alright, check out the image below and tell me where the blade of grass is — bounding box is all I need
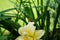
[43,0,50,21]
[51,4,60,40]
[0,20,20,39]
[45,11,50,40]
[41,0,44,29]
[41,0,50,29]
[0,8,16,13]
[15,0,22,23]
[43,0,50,40]
[32,0,41,29]
[19,16,28,24]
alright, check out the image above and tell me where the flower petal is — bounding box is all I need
[27,22,34,26]
[15,36,33,40]
[23,35,33,40]
[18,22,36,36]
[34,30,45,39]
[15,36,23,40]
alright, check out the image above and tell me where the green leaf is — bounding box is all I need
[0,36,7,40]
[23,7,34,18]
[0,8,16,13]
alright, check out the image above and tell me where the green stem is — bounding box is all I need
[41,0,44,29]
[45,11,50,40]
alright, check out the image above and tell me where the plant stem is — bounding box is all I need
[45,11,50,40]
[41,0,44,29]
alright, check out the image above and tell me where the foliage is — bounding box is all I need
[0,0,60,40]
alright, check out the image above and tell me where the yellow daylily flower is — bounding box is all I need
[15,36,33,40]
[18,22,36,36]
[15,22,45,40]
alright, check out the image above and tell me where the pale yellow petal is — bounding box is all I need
[15,36,23,40]
[23,35,33,40]
[27,22,34,26]
[15,36,33,40]
[34,30,45,39]
[18,22,36,36]
[26,25,36,36]
[18,26,25,35]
